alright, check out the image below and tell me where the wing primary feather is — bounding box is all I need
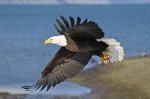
[54,72,61,84]
[58,69,68,80]
[56,19,66,32]
[35,84,41,91]
[22,85,32,89]
[56,71,65,82]
[46,74,52,91]
[82,19,88,24]
[22,77,44,91]
[52,74,58,87]
[50,75,54,88]
[54,23,64,34]
[76,17,81,25]
[33,82,41,90]
[40,76,48,91]
[69,16,75,27]
[60,16,70,29]
[34,77,44,91]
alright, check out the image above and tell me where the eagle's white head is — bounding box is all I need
[44,35,67,46]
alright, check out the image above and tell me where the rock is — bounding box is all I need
[69,56,150,99]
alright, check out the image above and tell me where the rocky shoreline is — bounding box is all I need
[0,92,25,99]
[69,55,150,99]
[0,55,150,99]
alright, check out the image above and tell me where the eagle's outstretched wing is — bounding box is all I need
[54,16,104,39]
[22,47,92,91]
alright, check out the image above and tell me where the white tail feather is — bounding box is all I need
[97,38,125,63]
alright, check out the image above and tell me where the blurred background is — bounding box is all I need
[0,0,150,99]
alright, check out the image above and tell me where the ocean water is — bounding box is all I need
[0,82,91,96]
[0,4,150,94]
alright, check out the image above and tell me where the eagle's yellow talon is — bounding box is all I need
[101,49,111,65]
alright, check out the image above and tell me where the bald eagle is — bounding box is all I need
[22,16,124,91]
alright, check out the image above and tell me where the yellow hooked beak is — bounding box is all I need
[44,39,52,45]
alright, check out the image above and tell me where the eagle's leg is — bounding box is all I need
[101,48,111,65]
